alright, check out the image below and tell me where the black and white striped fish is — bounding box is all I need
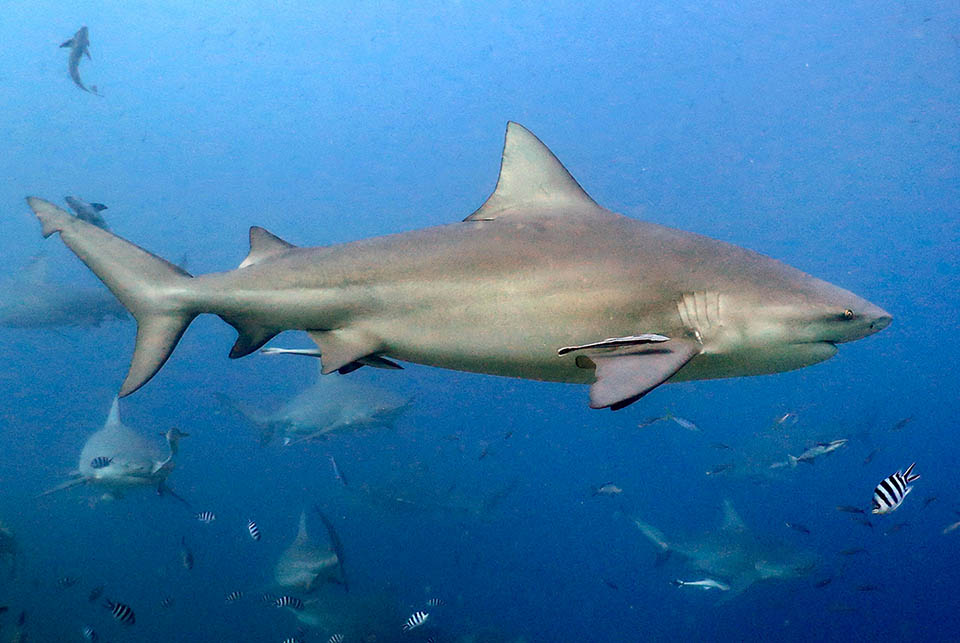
[225,590,243,603]
[402,610,429,631]
[327,634,344,643]
[425,598,445,607]
[281,638,303,643]
[160,596,174,608]
[274,595,303,610]
[56,576,79,588]
[247,519,261,541]
[81,625,98,642]
[89,456,112,469]
[104,599,135,625]
[195,511,216,523]
[872,462,920,515]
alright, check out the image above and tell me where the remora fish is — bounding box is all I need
[59,26,100,95]
[0,255,126,329]
[26,123,891,408]
[671,578,730,591]
[40,398,188,504]
[64,197,110,231]
[788,439,848,467]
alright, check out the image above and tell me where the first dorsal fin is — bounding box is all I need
[238,227,295,269]
[295,510,309,544]
[105,396,122,427]
[465,122,602,221]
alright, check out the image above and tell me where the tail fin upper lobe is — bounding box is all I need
[27,197,197,396]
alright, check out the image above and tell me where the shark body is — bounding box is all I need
[26,122,890,409]
[0,256,126,329]
[60,26,99,95]
[41,398,187,502]
[633,500,817,600]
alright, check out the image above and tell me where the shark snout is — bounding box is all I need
[863,302,892,335]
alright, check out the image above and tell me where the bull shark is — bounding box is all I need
[0,255,126,329]
[632,500,818,600]
[59,26,99,95]
[274,507,348,593]
[218,363,410,446]
[41,398,189,504]
[64,197,110,231]
[25,122,891,409]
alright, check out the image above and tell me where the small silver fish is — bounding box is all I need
[772,412,798,429]
[942,521,960,535]
[705,463,734,476]
[591,482,623,496]
[668,415,699,431]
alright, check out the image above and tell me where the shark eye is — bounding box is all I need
[842,309,854,320]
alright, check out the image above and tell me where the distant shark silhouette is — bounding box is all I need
[41,398,189,505]
[0,255,126,329]
[64,196,110,231]
[218,364,409,446]
[274,507,347,593]
[59,26,100,95]
[27,122,890,408]
[632,500,817,601]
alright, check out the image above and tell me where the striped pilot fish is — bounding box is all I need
[327,635,344,643]
[247,519,261,541]
[274,595,304,610]
[872,462,920,515]
[225,590,243,603]
[402,610,429,631]
[81,625,98,642]
[104,598,136,625]
[195,511,216,523]
[89,456,112,469]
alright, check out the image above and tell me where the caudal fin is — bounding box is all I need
[27,197,197,396]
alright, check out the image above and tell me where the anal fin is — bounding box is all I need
[587,339,700,410]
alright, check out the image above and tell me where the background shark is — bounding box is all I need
[26,121,890,410]
[274,507,348,593]
[0,255,126,329]
[64,196,110,231]
[59,26,99,95]
[41,398,188,503]
[218,364,410,446]
[632,500,818,601]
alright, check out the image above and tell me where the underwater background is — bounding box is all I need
[1,1,958,641]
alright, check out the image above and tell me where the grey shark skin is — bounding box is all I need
[633,500,818,600]
[41,398,187,501]
[26,122,892,409]
[64,196,109,230]
[220,363,409,445]
[0,256,126,329]
[274,509,347,593]
[60,26,99,95]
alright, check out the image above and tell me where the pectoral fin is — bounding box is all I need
[587,339,700,410]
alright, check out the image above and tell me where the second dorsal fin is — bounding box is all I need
[238,227,295,269]
[465,122,602,221]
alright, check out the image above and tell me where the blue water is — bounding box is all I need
[1,1,958,641]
